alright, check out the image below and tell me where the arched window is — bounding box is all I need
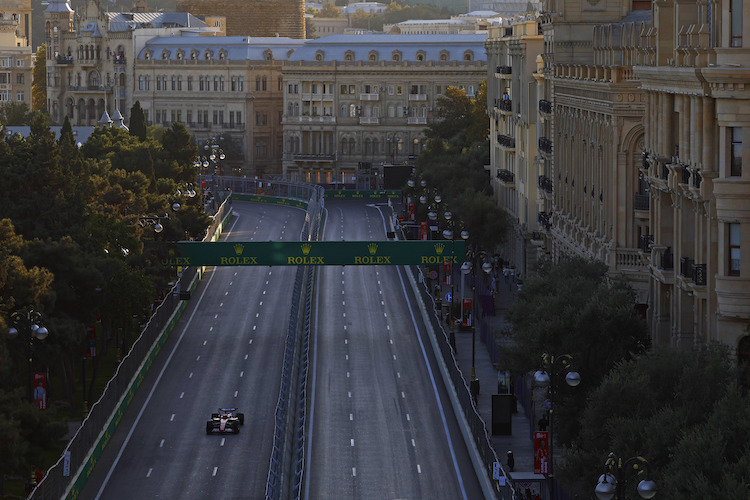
[368,50,378,62]
[416,50,426,62]
[162,49,170,59]
[176,50,184,60]
[190,50,198,60]
[439,50,449,61]
[218,50,227,60]
[205,50,213,60]
[463,50,473,61]
[392,50,401,62]
[315,50,324,61]
[344,50,354,62]
[88,71,100,87]
[144,50,152,60]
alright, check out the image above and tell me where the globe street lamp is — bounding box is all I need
[7,308,49,403]
[594,452,657,500]
[534,353,580,498]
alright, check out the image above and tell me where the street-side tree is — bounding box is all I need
[316,2,343,17]
[557,344,749,498]
[129,101,147,141]
[32,44,47,112]
[0,102,31,125]
[351,10,384,31]
[500,256,649,445]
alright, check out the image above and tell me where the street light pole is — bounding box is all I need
[7,308,49,402]
[534,353,581,498]
[594,452,657,500]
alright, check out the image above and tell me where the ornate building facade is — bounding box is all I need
[44,0,213,127]
[133,36,305,177]
[0,0,32,109]
[281,34,488,186]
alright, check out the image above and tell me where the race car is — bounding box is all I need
[206,408,245,434]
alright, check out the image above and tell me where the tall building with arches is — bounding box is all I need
[44,0,213,126]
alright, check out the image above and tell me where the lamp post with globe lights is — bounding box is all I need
[534,353,581,498]
[594,453,657,500]
[7,308,49,403]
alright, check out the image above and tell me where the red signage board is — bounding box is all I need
[461,298,473,327]
[408,202,415,221]
[443,261,452,285]
[534,431,549,474]
[33,372,47,410]
[419,221,429,240]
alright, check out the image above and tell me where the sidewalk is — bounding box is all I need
[445,275,547,499]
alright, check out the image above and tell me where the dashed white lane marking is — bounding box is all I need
[350,439,355,446]
[225,292,228,296]
[412,439,416,447]
[401,392,406,398]
[390,339,393,344]
[234,391,238,398]
[189,372,193,378]
[341,290,345,295]
[249,339,253,344]
[159,439,165,447]
[240,371,244,377]
[203,340,207,346]
[212,467,218,477]
[347,371,350,378]
[342,301,346,306]
[417,464,422,474]
[256,313,260,318]
[244,354,249,360]
[407,413,411,421]
[220,303,224,307]
[393,354,397,360]
[214,314,218,319]
[263,290,266,295]
[259,301,263,306]
[344,339,348,344]
[381,300,385,306]
[170,414,175,422]
[147,468,152,478]
[352,467,357,477]
[209,326,213,332]
[220,438,225,446]
[196,355,201,361]
[180,392,184,399]
[349,413,353,421]
[346,354,349,360]
[397,372,401,378]
[348,391,352,398]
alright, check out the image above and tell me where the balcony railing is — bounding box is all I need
[407,116,427,125]
[360,93,379,101]
[55,55,73,65]
[497,169,514,183]
[538,175,553,193]
[539,99,552,114]
[408,94,428,101]
[693,263,707,286]
[497,134,515,149]
[634,193,650,211]
[538,212,551,230]
[639,234,654,253]
[681,164,691,185]
[538,137,552,154]
[693,170,702,189]
[497,99,512,112]
[291,153,337,161]
[680,257,695,280]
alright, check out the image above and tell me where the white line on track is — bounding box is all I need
[212,467,218,477]
[159,439,164,447]
[220,438,225,446]
[179,392,184,399]
[170,414,175,422]
[146,468,152,478]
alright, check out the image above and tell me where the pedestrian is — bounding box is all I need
[538,412,549,431]
[506,450,515,472]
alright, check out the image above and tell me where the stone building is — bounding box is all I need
[281,34,488,186]
[176,0,305,38]
[0,0,33,109]
[44,0,214,126]
[635,0,750,357]
[485,18,544,279]
[133,35,305,177]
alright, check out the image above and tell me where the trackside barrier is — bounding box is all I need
[395,230,515,500]
[265,184,323,500]
[28,200,233,500]
[31,177,319,499]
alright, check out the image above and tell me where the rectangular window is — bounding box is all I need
[396,85,402,95]
[218,111,223,125]
[731,127,742,176]
[729,223,741,276]
[731,0,743,47]
[171,110,176,122]
[436,85,443,95]
[187,110,192,124]
[199,78,204,91]
[171,77,176,91]
[262,113,267,125]
[256,112,261,125]
[237,111,242,124]
[214,77,219,91]
[340,84,348,94]
[256,77,261,91]
[262,77,267,91]
[239,77,244,91]
[231,77,237,91]
[177,78,182,91]
[312,83,318,94]
[229,111,235,126]
[15,59,23,67]
[187,77,193,91]
[0,57,12,67]
[16,73,23,84]
[213,110,218,125]
[156,78,162,91]
[16,91,23,101]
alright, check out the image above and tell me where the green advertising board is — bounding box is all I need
[169,240,465,266]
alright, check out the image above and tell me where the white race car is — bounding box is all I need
[206,408,245,434]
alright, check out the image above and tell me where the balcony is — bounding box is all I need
[291,153,337,162]
[538,175,553,193]
[359,117,379,125]
[539,99,552,115]
[407,116,427,125]
[496,65,512,77]
[497,99,512,114]
[296,115,336,124]
[680,257,695,280]
[538,137,552,155]
[693,263,707,286]
[660,247,673,271]
[497,134,515,150]
[360,93,380,101]
[639,234,654,253]
[55,55,73,65]
[496,169,514,184]
[408,93,427,101]
[634,193,650,211]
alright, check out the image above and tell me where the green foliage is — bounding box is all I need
[129,101,148,141]
[0,102,32,126]
[316,2,343,17]
[557,345,749,498]
[351,10,385,31]
[384,2,450,24]
[32,44,47,112]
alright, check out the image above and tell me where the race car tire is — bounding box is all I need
[234,424,240,434]
[238,413,245,425]
[206,422,213,434]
